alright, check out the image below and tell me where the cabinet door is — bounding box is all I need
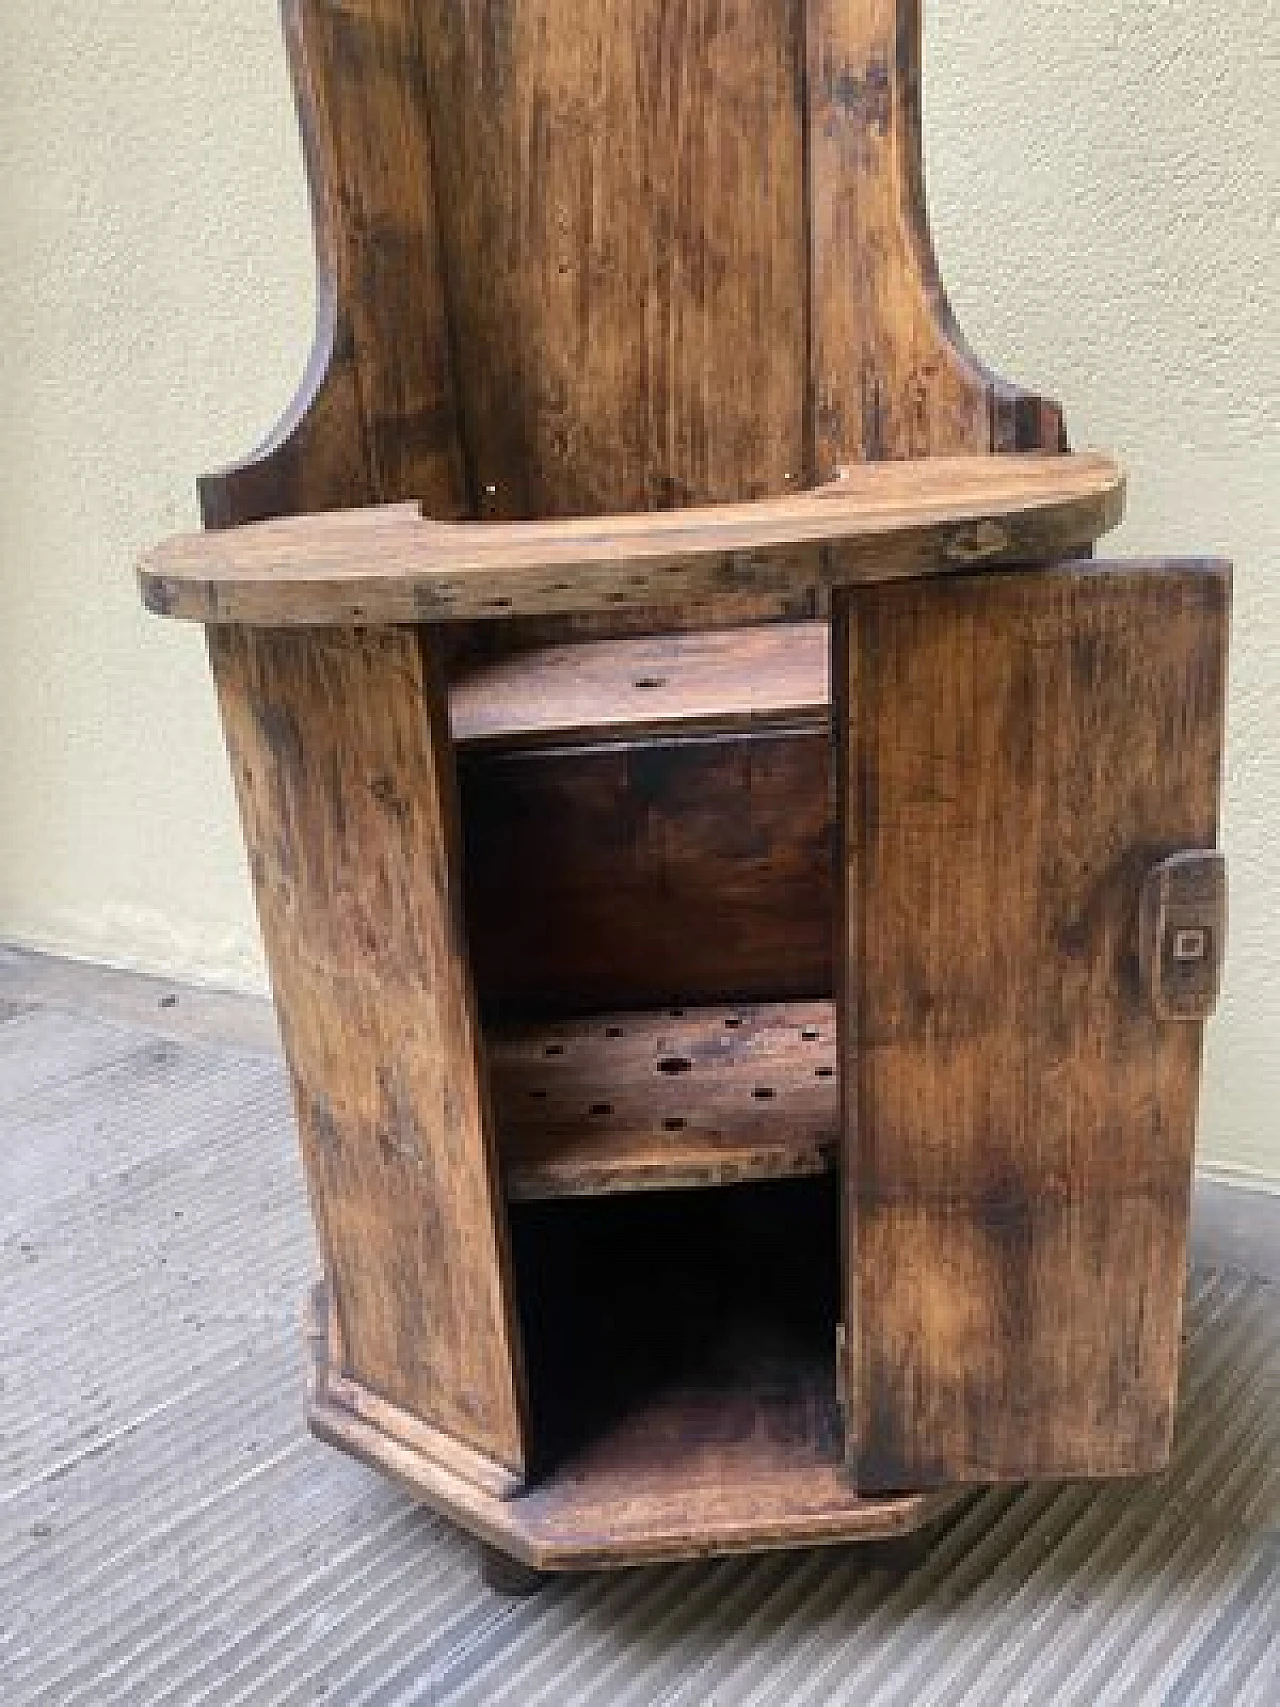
[834,562,1229,1491]
[210,626,529,1477]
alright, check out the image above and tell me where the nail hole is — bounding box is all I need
[662,1116,687,1132]
[752,1086,776,1100]
[633,676,668,691]
[589,1102,613,1118]
[658,1056,693,1075]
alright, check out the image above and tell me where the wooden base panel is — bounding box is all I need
[308,1284,949,1571]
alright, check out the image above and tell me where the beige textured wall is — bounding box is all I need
[1,4,1276,1181]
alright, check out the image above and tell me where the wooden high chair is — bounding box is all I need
[139,0,1230,1584]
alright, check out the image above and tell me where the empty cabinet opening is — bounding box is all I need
[508,1174,843,1481]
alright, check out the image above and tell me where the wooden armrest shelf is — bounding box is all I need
[490,1000,838,1200]
[140,452,1124,627]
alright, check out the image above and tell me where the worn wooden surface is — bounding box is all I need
[806,0,1064,472]
[450,621,829,751]
[144,453,1122,626]
[836,560,1231,1489]
[489,1001,839,1199]
[461,727,834,1018]
[199,0,469,531]
[310,1182,953,1566]
[209,625,528,1475]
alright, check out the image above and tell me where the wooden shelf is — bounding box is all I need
[450,620,830,752]
[488,1000,838,1200]
[140,452,1124,627]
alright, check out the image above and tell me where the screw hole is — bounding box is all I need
[658,1056,693,1076]
[662,1116,687,1132]
[669,1007,686,1018]
[801,1026,820,1042]
[604,1025,624,1039]
[543,1043,565,1058]
[724,1015,743,1030]
[816,1066,834,1079]
[633,676,668,691]
[589,1102,613,1118]
[529,1088,548,1100]
[752,1086,776,1101]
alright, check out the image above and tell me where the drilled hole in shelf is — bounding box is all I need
[529,1089,548,1100]
[658,1056,693,1075]
[544,1043,566,1058]
[669,1007,686,1018]
[816,1066,834,1079]
[662,1116,687,1132]
[801,1026,820,1041]
[724,1015,743,1029]
[487,596,514,610]
[589,1102,613,1118]
[633,675,668,691]
[604,1025,624,1038]
[752,1086,777,1101]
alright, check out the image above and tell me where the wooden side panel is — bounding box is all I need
[199,0,470,529]
[837,561,1230,1489]
[807,0,1065,472]
[460,728,834,1018]
[208,625,528,1474]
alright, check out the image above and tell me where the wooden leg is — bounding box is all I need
[479,1544,548,1597]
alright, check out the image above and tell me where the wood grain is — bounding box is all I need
[421,0,808,524]
[208,624,528,1474]
[836,559,1231,1489]
[807,0,1064,473]
[488,1001,839,1198]
[449,621,829,751]
[309,1275,951,1567]
[460,727,834,1018]
[200,0,469,531]
[142,452,1124,626]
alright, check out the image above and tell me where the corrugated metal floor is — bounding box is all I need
[1,954,1276,1705]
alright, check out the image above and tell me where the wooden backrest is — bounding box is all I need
[200,0,1065,633]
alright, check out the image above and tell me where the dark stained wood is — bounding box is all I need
[460,726,834,1018]
[310,1274,951,1567]
[209,624,528,1475]
[143,452,1124,626]
[806,0,1065,473]
[835,559,1231,1489]
[419,0,808,521]
[142,0,1233,1574]
[450,621,829,752]
[199,0,469,532]
[489,1001,839,1199]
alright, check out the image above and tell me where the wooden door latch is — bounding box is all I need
[1139,851,1227,1022]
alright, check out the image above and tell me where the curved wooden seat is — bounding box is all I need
[140,452,1123,628]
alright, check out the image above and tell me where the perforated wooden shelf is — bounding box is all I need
[488,1001,839,1200]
